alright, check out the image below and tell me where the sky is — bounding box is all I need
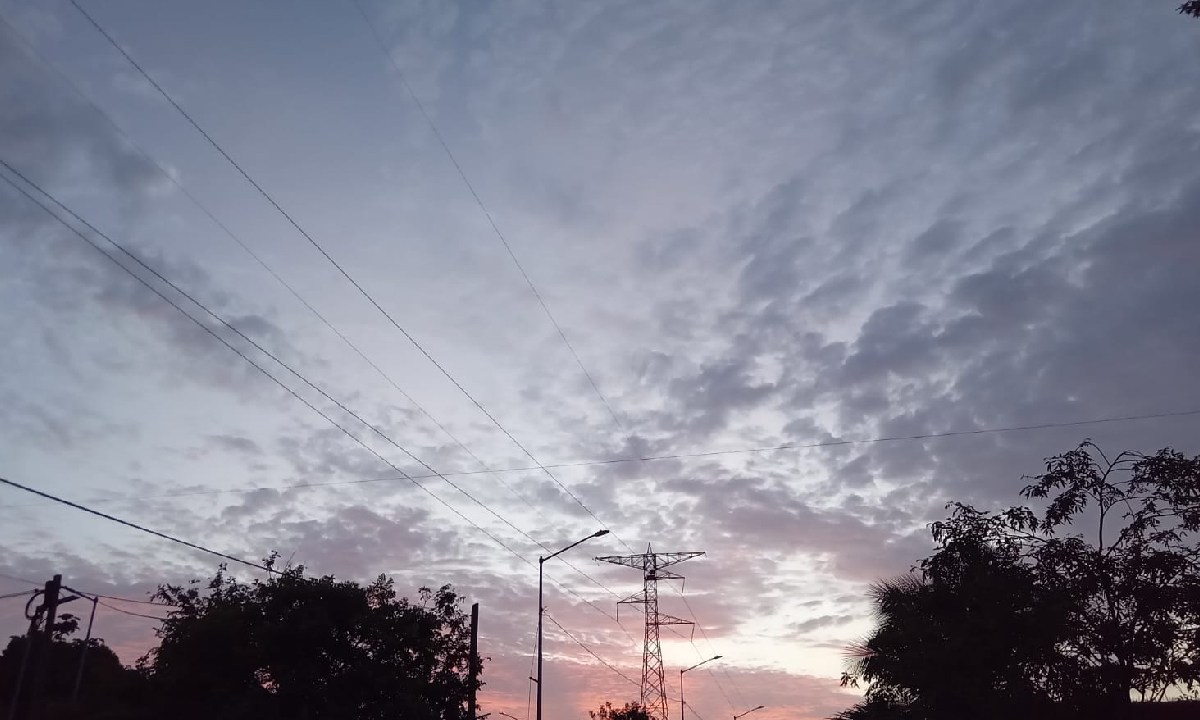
[0,1,1198,718]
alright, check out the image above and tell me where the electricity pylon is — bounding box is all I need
[596,544,704,720]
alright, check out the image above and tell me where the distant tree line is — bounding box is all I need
[834,442,1200,720]
[1,564,481,720]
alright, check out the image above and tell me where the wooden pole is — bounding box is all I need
[468,602,480,720]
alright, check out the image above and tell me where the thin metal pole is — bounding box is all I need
[536,557,544,720]
[679,670,685,720]
[468,603,479,720]
[71,596,98,702]
[535,530,607,720]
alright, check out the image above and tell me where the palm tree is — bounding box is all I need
[833,540,1065,720]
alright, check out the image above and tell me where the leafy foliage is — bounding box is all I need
[837,546,1066,719]
[2,566,481,720]
[1181,2,1200,18]
[589,701,652,720]
[141,562,482,720]
[837,443,1200,719]
[0,634,148,720]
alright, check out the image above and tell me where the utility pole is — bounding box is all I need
[25,574,62,720]
[468,602,479,720]
[596,545,704,720]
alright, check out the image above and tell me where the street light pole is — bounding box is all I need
[733,705,765,720]
[679,655,722,720]
[537,529,610,720]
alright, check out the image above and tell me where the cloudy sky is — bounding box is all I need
[1,0,1198,718]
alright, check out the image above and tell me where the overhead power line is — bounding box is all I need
[95,599,170,622]
[0,475,269,572]
[0,571,40,585]
[69,0,627,553]
[91,592,177,608]
[0,151,615,608]
[350,0,626,434]
[540,409,1200,468]
[679,594,737,711]
[0,12,546,527]
[0,160,635,643]
[2,407,1194,513]
[346,7,737,696]
[545,613,639,688]
[0,590,35,601]
[60,583,175,620]
[0,164,524,566]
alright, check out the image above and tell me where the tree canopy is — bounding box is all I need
[0,634,146,720]
[589,701,652,720]
[143,563,482,720]
[836,443,1200,719]
[3,564,481,720]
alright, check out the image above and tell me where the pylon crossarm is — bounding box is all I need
[656,613,694,626]
[595,555,648,569]
[651,570,686,581]
[618,591,646,606]
[652,552,705,569]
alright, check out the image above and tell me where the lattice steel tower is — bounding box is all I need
[596,544,704,720]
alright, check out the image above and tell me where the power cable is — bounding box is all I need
[545,613,639,688]
[0,12,544,522]
[0,161,635,643]
[96,599,169,622]
[0,571,40,585]
[4,408,1195,514]
[44,4,1200,686]
[61,584,175,620]
[537,408,1200,469]
[0,590,35,601]
[679,594,737,711]
[89,593,177,607]
[0,152,617,608]
[350,6,766,699]
[0,164,520,567]
[350,0,626,435]
[69,0,629,552]
[525,629,538,720]
[0,475,269,572]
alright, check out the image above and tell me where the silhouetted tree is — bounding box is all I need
[0,630,149,719]
[1181,2,1200,18]
[836,443,1200,719]
[837,542,1066,719]
[590,701,652,720]
[141,561,482,720]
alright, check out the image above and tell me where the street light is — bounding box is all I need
[537,529,610,720]
[680,655,722,720]
[733,706,765,720]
